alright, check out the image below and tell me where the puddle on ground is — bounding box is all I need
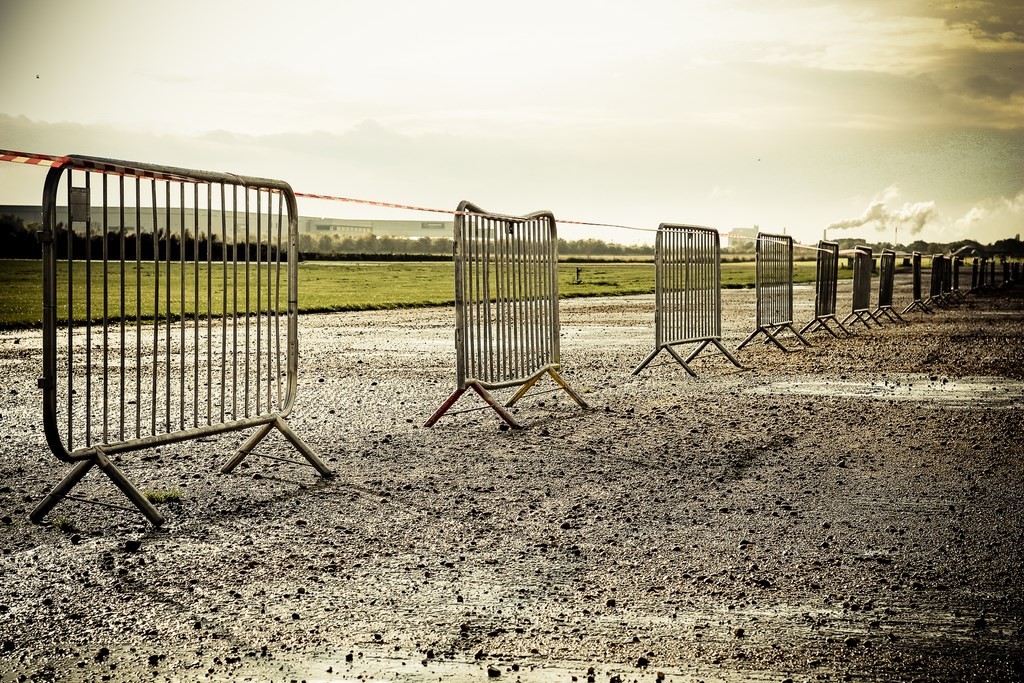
[746,375,1024,409]
[298,654,782,683]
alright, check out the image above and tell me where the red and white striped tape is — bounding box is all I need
[3,148,828,251]
[0,150,69,167]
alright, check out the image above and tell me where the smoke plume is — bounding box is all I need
[826,188,937,236]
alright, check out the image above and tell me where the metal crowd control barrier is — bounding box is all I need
[901,252,931,315]
[32,155,330,527]
[633,225,743,376]
[950,256,966,300]
[736,233,810,352]
[925,254,947,307]
[425,201,588,429]
[841,246,878,328]
[872,249,905,323]
[799,240,850,338]
[939,255,958,304]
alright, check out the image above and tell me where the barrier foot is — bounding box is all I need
[425,383,522,429]
[800,317,846,338]
[736,329,763,351]
[874,306,906,324]
[798,319,821,335]
[762,327,795,353]
[785,323,812,347]
[840,311,872,329]
[425,387,467,427]
[31,452,165,527]
[708,339,746,369]
[546,368,590,409]
[834,318,853,336]
[631,347,663,375]
[274,418,333,477]
[222,418,332,477]
[666,345,698,377]
[901,300,931,315]
[222,422,274,473]
[30,459,95,524]
[95,451,166,526]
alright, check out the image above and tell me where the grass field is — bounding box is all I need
[0,259,842,328]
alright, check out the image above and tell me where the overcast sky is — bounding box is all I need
[1,0,1022,246]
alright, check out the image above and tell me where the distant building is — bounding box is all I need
[723,225,759,248]
[1,205,452,239]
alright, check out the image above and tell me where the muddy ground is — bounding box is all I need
[1,275,1022,682]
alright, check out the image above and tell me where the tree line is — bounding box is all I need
[3,214,1021,261]
[0,215,282,261]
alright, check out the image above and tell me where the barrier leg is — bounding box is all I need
[762,326,794,353]
[833,317,853,336]
[666,345,698,378]
[784,323,812,347]
[95,451,166,526]
[222,418,333,477]
[708,339,745,369]
[425,384,522,429]
[30,459,95,523]
[632,347,663,375]
[801,316,849,338]
[546,368,590,409]
[425,387,467,427]
[31,453,165,527]
[901,300,931,315]
[273,418,333,477]
[506,374,543,407]
[736,328,765,351]
[798,318,821,335]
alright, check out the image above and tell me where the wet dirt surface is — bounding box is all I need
[1,276,1023,682]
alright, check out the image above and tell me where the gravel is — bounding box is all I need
[0,276,1022,682]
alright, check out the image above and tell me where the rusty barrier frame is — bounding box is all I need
[799,240,850,338]
[32,154,330,527]
[901,252,931,315]
[425,201,588,429]
[737,233,810,353]
[632,225,743,376]
[872,249,905,323]
[841,246,878,328]
[989,259,997,288]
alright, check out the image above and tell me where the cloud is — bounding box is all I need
[938,2,1024,43]
[827,186,937,236]
[953,189,1024,242]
